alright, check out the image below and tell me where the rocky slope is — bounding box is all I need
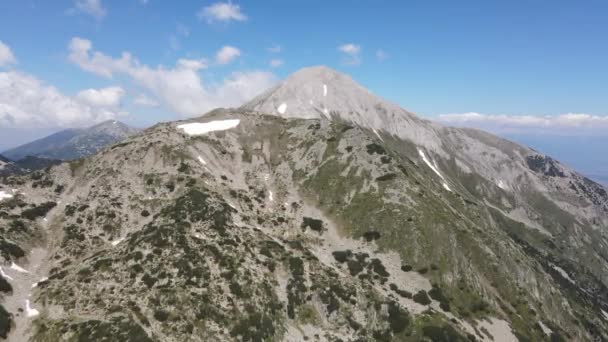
[2,120,140,161]
[1,67,607,341]
[0,155,19,177]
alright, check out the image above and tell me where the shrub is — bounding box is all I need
[401,265,413,272]
[422,324,466,342]
[362,231,381,241]
[0,276,12,294]
[366,143,386,155]
[332,250,352,263]
[21,201,56,220]
[301,217,324,232]
[387,302,410,333]
[0,305,11,339]
[413,290,432,305]
[0,238,25,259]
[153,309,169,322]
[369,258,390,277]
[376,173,397,182]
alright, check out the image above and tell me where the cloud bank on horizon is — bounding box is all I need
[436,112,608,135]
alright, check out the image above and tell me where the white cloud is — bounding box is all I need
[68,38,276,117]
[0,41,16,67]
[134,94,159,107]
[198,2,247,23]
[338,43,361,66]
[0,71,124,128]
[267,45,281,53]
[73,0,107,20]
[436,112,608,135]
[68,37,132,78]
[376,49,388,61]
[269,59,283,67]
[338,44,361,55]
[215,46,241,65]
[76,86,124,107]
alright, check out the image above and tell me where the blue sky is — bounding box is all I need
[1,0,607,178]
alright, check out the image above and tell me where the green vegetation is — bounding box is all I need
[301,217,324,233]
[21,201,56,220]
[0,305,10,339]
[413,290,432,305]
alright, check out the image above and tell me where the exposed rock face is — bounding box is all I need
[0,67,607,341]
[2,120,140,161]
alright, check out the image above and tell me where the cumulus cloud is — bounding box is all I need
[68,37,276,117]
[436,112,608,135]
[68,37,132,78]
[198,2,247,23]
[338,43,361,66]
[72,0,107,20]
[269,59,283,67]
[0,71,124,128]
[215,46,241,65]
[76,86,124,107]
[0,41,16,67]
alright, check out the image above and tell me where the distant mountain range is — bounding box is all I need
[2,120,140,161]
[0,154,62,177]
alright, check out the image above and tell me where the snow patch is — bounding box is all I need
[197,155,207,165]
[538,321,552,336]
[602,309,608,321]
[552,264,575,284]
[111,237,125,246]
[25,300,40,317]
[497,180,507,190]
[277,103,287,114]
[323,84,327,97]
[10,262,29,273]
[372,128,384,141]
[418,148,452,192]
[268,190,274,202]
[31,277,48,288]
[0,190,13,201]
[177,119,240,136]
[322,107,329,117]
[0,267,13,281]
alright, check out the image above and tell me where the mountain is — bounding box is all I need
[0,155,20,177]
[1,66,608,341]
[2,120,140,161]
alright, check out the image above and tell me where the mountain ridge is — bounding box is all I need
[1,66,607,341]
[2,120,140,161]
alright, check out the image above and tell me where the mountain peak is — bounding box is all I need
[242,66,442,151]
[242,65,376,120]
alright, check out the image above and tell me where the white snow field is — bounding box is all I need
[177,119,240,136]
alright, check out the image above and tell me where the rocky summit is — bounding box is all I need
[1,66,607,342]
